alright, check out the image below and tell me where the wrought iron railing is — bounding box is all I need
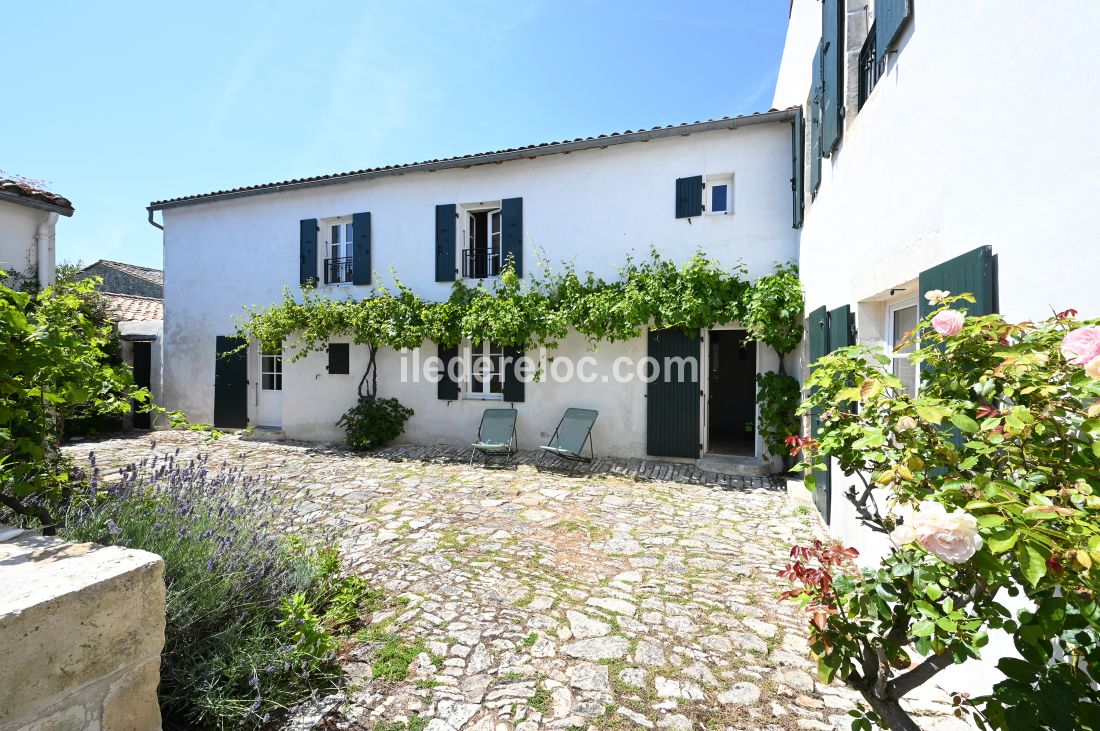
[324,256,353,284]
[461,248,501,279]
[858,23,881,111]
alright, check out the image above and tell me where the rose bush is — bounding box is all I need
[783,294,1100,730]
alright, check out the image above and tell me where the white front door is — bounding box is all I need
[257,350,283,427]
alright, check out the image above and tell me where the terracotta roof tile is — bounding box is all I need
[104,293,163,322]
[95,259,164,286]
[0,178,73,214]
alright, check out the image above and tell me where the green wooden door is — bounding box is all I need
[807,306,831,523]
[214,336,248,429]
[647,328,700,458]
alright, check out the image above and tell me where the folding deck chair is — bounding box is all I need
[471,408,518,464]
[538,408,598,464]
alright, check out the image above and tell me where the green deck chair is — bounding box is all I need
[471,408,518,464]
[538,408,598,464]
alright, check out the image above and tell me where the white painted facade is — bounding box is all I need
[0,200,59,289]
[156,118,799,459]
[774,0,1100,695]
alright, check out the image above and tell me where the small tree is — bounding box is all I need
[784,294,1100,730]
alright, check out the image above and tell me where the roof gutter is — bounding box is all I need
[148,109,798,212]
[0,190,74,217]
[146,208,163,230]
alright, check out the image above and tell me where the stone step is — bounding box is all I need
[695,454,773,477]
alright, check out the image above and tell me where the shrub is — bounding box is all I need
[338,397,414,451]
[755,371,800,469]
[63,447,370,729]
[786,295,1100,730]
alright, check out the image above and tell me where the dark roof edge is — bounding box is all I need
[0,189,74,217]
[149,109,797,212]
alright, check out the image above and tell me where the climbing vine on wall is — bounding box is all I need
[234,250,804,449]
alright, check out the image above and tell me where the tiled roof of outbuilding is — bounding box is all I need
[104,293,163,322]
[90,259,164,286]
[0,178,74,216]
[148,108,799,210]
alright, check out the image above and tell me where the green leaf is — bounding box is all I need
[950,413,980,433]
[911,619,935,637]
[987,530,1018,554]
[924,583,943,601]
[1018,544,1047,587]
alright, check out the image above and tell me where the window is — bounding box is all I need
[327,343,350,374]
[462,206,502,279]
[323,219,354,284]
[467,340,504,399]
[261,351,283,391]
[887,300,918,396]
[705,175,733,215]
[858,22,881,110]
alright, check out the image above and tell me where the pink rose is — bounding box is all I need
[931,310,965,336]
[1061,326,1100,365]
[1086,356,1100,380]
[890,501,984,565]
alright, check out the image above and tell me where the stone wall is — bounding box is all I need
[0,530,165,731]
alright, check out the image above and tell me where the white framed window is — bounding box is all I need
[886,299,919,396]
[321,217,354,285]
[460,203,502,279]
[466,340,504,399]
[705,174,734,215]
[260,350,283,391]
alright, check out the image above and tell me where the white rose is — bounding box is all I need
[924,289,950,305]
[889,502,918,545]
[912,501,984,564]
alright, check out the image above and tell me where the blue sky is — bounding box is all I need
[2,1,788,269]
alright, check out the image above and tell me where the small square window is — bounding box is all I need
[327,343,350,374]
[705,175,733,215]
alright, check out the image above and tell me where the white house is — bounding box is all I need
[0,177,72,289]
[149,111,801,463]
[773,0,1100,695]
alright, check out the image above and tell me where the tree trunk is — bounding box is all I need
[861,691,923,731]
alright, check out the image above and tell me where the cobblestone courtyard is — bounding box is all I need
[67,432,962,731]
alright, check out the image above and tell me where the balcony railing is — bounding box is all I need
[858,23,880,111]
[461,248,501,279]
[324,256,353,284]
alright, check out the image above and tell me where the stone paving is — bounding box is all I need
[66,432,965,731]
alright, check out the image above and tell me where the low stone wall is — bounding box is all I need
[0,529,165,731]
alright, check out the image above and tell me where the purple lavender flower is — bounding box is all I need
[106,519,122,536]
[249,671,259,687]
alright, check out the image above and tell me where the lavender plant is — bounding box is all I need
[63,446,362,729]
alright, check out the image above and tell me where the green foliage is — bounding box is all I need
[786,296,1100,729]
[0,272,150,527]
[755,371,800,465]
[371,635,429,681]
[62,452,376,729]
[741,262,804,357]
[338,397,414,451]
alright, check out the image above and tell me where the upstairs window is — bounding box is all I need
[706,175,734,215]
[323,219,354,284]
[461,204,502,279]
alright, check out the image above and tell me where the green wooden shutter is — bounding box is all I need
[675,176,703,218]
[351,212,371,285]
[300,219,317,286]
[918,246,996,320]
[437,344,459,400]
[807,306,831,523]
[327,343,350,374]
[502,345,525,402]
[876,0,913,54]
[501,197,523,277]
[827,305,854,351]
[791,108,805,228]
[646,328,700,458]
[821,0,844,156]
[809,42,823,197]
[435,204,456,282]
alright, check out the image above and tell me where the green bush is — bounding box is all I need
[755,371,800,468]
[63,449,371,729]
[338,397,414,451]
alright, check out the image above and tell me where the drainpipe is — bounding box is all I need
[146,208,163,230]
[36,212,58,288]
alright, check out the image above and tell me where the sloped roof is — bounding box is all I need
[0,178,74,216]
[88,259,164,286]
[148,108,799,211]
[104,293,163,322]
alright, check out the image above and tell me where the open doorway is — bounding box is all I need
[706,329,757,456]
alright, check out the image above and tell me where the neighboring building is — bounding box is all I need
[149,111,802,462]
[0,177,73,289]
[773,0,1100,694]
[74,259,163,299]
[77,261,165,430]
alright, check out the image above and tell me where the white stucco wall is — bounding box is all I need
[0,200,55,286]
[161,122,797,456]
[776,0,1100,697]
